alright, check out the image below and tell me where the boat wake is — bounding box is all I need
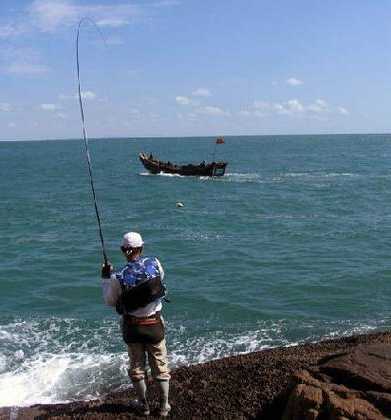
[137,171,368,186]
[199,172,263,183]
[139,172,185,178]
[139,172,262,182]
[202,171,364,184]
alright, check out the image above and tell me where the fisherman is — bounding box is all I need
[101,232,171,417]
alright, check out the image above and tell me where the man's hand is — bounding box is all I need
[101,262,113,279]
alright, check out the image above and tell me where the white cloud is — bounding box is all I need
[266,100,305,116]
[27,0,168,32]
[286,99,304,112]
[0,0,180,39]
[274,99,323,115]
[40,103,59,111]
[245,98,344,118]
[254,100,270,111]
[60,91,97,102]
[129,108,142,120]
[56,112,68,119]
[307,99,329,114]
[253,100,306,116]
[0,23,27,38]
[254,110,267,118]
[79,91,96,100]
[187,112,198,121]
[8,122,16,128]
[273,103,287,114]
[95,18,130,28]
[29,0,78,31]
[192,88,211,97]
[337,106,349,115]
[286,77,303,86]
[0,103,12,112]
[196,106,228,116]
[316,99,327,107]
[0,47,50,76]
[5,62,50,75]
[0,25,15,38]
[238,110,251,117]
[176,96,191,105]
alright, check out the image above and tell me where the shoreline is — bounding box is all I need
[1,330,391,419]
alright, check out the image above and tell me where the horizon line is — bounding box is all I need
[1,131,391,143]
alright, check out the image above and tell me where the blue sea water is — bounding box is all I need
[1,134,391,406]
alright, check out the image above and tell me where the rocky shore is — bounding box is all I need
[1,331,391,419]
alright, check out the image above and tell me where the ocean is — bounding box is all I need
[1,134,391,407]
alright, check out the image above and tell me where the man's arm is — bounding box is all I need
[101,263,122,307]
[156,258,164,281]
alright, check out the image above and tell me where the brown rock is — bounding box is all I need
[326,390,385,420]
[367,391,391,414]
[320,344,391,393]
[283,373,385,420]
[282,382,322,420]
[283,344,391,420]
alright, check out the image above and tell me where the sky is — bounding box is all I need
[1,0,391,140]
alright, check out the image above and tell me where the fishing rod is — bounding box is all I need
[76,18,108,265]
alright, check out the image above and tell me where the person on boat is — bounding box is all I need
[149,153,153,160]
[200,160,205,167]
[101,232,171,417]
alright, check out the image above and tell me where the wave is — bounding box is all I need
[201,173,263,183]
[0,316,388,407]
[0,319,126,407]
[208,172,361,184]
[0,351,125,407]
[139,171,185,178]
[138,171,364,184]
[281,172,360,179]
[139,171,263,183]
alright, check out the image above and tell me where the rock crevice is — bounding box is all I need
[283,344,391,420]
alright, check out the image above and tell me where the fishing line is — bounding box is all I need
[76,18,108,264]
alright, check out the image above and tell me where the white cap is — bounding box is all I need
[122,232,144,248]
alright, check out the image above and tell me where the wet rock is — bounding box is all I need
[283,344,391,420]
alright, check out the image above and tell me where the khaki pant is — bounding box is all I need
[128,339,170,382]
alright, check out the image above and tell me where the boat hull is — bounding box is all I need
[139,153,227,177]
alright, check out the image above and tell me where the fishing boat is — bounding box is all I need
[139,152,227,177]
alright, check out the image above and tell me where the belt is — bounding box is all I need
[124,312,161,326]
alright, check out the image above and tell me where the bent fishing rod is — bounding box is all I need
[76,18,108,265]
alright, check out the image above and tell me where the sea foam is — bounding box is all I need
[0,316,389,407]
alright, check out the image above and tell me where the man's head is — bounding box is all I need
[121,232,144,261]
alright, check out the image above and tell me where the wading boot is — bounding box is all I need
[130,379,150,416]
[157,379,171,417]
